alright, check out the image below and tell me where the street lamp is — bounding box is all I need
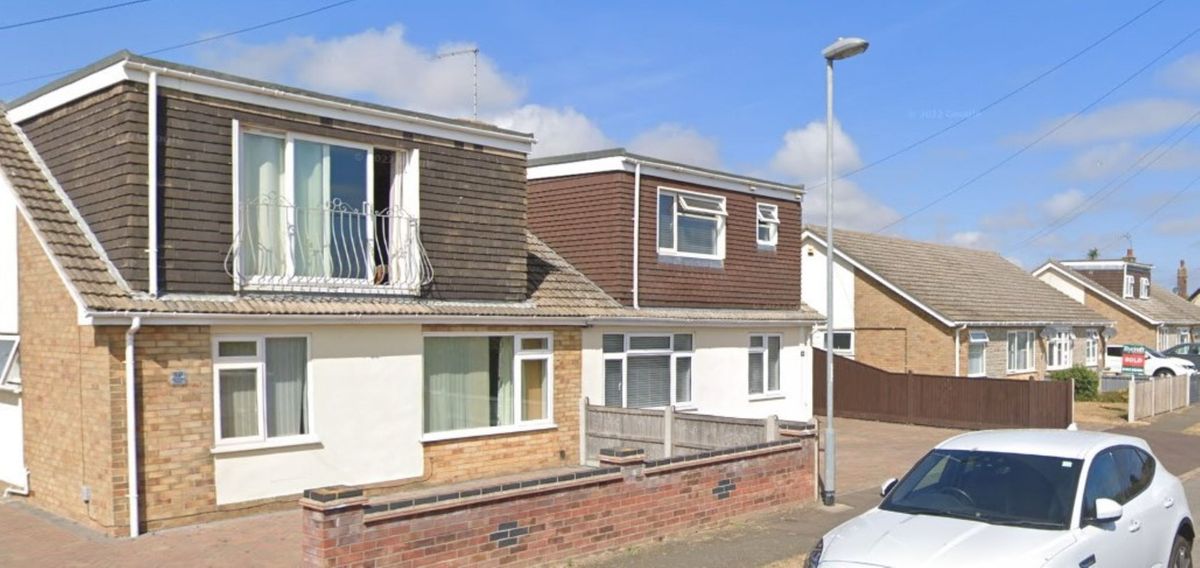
[821,36,868,507]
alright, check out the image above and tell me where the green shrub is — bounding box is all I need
[1049,365,1100,401]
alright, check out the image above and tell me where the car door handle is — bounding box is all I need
[1129,520,1142,532]
[1164,497,1175,509]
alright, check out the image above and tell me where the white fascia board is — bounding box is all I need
[529,158,802,202]
[8,61,532,154]
[586,317,815,328]
[1061,259,1153,271]
[1032,263,1160,326]
[85,313,589,327]
[801,230,956,328]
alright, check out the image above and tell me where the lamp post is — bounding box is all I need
[821,36,868,507]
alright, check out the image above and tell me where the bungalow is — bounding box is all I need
[1034,253,1200,351]
[801,227,1113,378]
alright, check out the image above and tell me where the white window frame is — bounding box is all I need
[602,333,694,409]
[1085,330,1100,366]
[1007,330,1035,374]
[420,332,556,442]
[212,335,315,451]
[656,187,727,260]
[816,330,855,355]
[967,331,988,378]
[0,334,19,391]
[1139,277,1150,299]
[1047,330,1073,371]
[232,121,420,294]
[1181,328,1191,346]
[1123,274,1135,298]
[756,203,780,247]
[749,333,783,397]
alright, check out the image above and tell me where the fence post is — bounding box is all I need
[663,405,674,458]
[765,415,779,443]
[1128,375,1136,423]
[579,396,589,465]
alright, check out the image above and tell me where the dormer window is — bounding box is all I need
[1124,275,1135,298]
[1140,277,1150,299]
[756,203,780,247]
[657,188,726,260]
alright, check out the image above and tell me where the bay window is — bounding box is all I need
[657,188,726,259]
[749,334,781,395]
[1047,330,1073,370]
[756,203,780,247]
[603,333,693,408]
[214,336,310,445]
[423,334,553,436]
[1007,330,1034,373]
[967,331,987,377]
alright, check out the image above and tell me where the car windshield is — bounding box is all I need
[880,449,1082,530]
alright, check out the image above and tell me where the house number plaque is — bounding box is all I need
[169,371,188,386]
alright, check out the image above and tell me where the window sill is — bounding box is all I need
[1006,369,1035,375]
[0,383,21,394]
[211,434,321,456]
[749,393,785,402]
[656,252,724,269]
[420,422,557,444]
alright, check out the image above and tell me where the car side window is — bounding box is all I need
[1082,450,1123,521]
[1107,346,1123,358]
[1114,448,1155,502]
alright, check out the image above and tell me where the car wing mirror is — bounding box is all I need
[880,478,898,497]
[1091,498,1123,524]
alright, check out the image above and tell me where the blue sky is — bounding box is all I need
[3,0,1200,287]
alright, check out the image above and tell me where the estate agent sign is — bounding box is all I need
[1122,344,1147,377]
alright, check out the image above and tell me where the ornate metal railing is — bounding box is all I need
[226,197,433,294]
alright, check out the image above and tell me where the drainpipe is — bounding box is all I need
[2,469,29,497]
[125,317,142,537]
[147,72,159,297]
[954,325,964,377]
[631,161,641,310]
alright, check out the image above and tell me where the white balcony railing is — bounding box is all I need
[226,197,433,294]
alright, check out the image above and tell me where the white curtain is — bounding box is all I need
[293,141,329,278]
[239,134,286,277]
[265,338,307,437]
[496,337,514,425]
[219,369,259,439]
[424,337,490,433]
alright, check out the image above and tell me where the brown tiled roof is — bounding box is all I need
[1,109,819,324]
[807,227,1112,325]
[1044,261,1200,325]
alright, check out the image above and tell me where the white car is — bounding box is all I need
[808,430,1193,568]
[1105,344,1196,377]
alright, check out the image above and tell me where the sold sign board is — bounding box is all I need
[1122,344,1146,377]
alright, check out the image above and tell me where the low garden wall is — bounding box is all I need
[300,432,817,567]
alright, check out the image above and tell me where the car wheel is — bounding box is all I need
[1156,368,1176,377]
[1171,533,1193,568]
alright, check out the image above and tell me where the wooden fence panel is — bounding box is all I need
[813,349,1073,429]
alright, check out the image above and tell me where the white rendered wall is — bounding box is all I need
[800,241,855,329]
[582,325,812,423]
[1038,271,1086,304]
[0,179,23,487]
[211,324,424,504]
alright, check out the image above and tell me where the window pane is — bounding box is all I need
[265,338,307,437]
[0,339,16,381]
[750,335,764,349]
[658,194,675,249]
[675,357,692,403]
[968,343,985,376]
[218,340,257,358]
[520,337,549,351]
[626,355,671,408]
[521,358,548,421]
[749,352,764,395]
[629,335,671,351]
[329,145,369,279]
[758,224,771,243]
[603,334,625,353]
[832,332,852,351]
[423,336,513,433]
[604,359,623,407]
[219,369,259,439]
[678,194,725,215]
[768,336,781,392]
[293,140,329,278]
[239,133,286,277]
[673,334,693,352]
[677,215,717,255]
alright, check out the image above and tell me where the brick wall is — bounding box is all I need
[300,436,816,567]
[853,270,955,375]
[420,326,582,483]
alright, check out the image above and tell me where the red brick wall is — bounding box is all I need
[300,437,816,567]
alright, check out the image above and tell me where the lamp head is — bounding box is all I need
[823,37,870,61]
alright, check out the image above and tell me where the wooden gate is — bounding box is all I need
[812,349,1073,429]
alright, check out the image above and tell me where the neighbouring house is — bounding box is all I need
[800,227,1113,379]
[0,51,729,538]
[1034,252,1200,351]
[527,149,821,421]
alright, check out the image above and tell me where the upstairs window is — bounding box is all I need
[756,203,780,247]
[657,188,726,260]
[1140,277,1150,299]
[1123,275,1135,298]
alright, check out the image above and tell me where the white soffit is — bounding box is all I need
[528,157,803,202]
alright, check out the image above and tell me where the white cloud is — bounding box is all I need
[628,124,721,168]
[199,24,524,117]
[1159,52,1200,91]
[1009,98,1200,146]
[492,105,612,157]
[1154,214,1200,236]
[1040,188,1086,218]
[769,120,862,181]
[1060,142,1134,180]
[803,180,900,231]
[947,231,992,250]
